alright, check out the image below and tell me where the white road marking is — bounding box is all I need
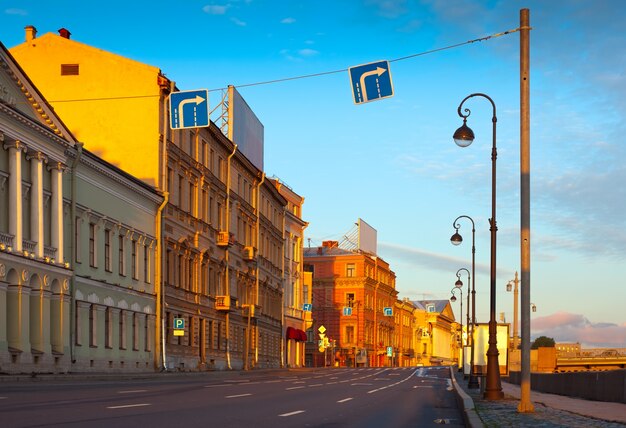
[309,384,324,387]
[107,403,151,409]
[286,386,305,390]
[225,393,252,399]
[0,397,7,399]
[204,384,233,388]
[224,379,249,383]
[279,410,305,417]
[117,390,147,394]
[337,397,353,403]
[351,383,372,386]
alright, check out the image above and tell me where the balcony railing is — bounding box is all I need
[0,232,14,247]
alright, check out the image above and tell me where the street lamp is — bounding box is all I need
[450,217,479,389]
[453,93,503,399]
[449,286,462,371]
[453,268,469,377]
[506,272,520,350]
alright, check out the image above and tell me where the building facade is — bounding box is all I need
[11,27,295,371]
[269,177,308,368]
[304,241,399,367]
[0,40,163,374]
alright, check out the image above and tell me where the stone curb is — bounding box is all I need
[450,367,484,428]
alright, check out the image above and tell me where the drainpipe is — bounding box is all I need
[280,200,286,368]
[69,141,83,364]
[157,80,173,370]
[155,192,168,370]
[254,173,265,367]
[225,143,237,370]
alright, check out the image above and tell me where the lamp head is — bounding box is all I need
[506,281,512,292]
[453,118,475,148]
[455,279,463,288]
[450,295,457,302]
[450,231,463,246]
[531,303,537,313]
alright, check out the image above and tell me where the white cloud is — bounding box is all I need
[231,17,246,27]
[281,17,296,24]
[533,312,626,348]
[297,48,318,57]
[5,8,27,15]
[202,4,229,15]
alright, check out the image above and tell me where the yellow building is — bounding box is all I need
[11,27,291,370]
[11,26,165,187]
[413,300,457,366]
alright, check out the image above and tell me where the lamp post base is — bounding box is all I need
[468,374,480,389]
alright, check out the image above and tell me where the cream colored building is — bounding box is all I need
[11,27,291,371]
[0,40,162,374]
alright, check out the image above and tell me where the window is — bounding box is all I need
[144,245,150,283]
[75,217,82,263]
[89,223,96,267]
[131,239,138,280]
[61,64,79,75]
[346,263,356,277]
[188,181,195,214]
[105,307,112,348]
[345,325,355,344]
[133,313,139,350]
[89,305,97,347]
[427,304,436,313]
[346,293,355,308]
[119,310,126,350]
[104,228,111,272]
[118,235,125,276]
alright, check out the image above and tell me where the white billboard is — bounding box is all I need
[228,86,264,170]
[357,218,377,255]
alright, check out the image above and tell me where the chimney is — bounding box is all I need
[322,240,338,248]
[58,28,71,39]
[25,25,37,42]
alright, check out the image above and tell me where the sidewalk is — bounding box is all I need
[452,370,626,427]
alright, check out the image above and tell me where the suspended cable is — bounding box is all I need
[42,26,522,103]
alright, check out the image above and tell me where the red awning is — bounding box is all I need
[286,327,308,342]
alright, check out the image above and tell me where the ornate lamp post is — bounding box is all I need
[506,272,520,350]
[453,93,503,399]
[450,217,479,388]
[449,286,462,371]
[454,268,470,378]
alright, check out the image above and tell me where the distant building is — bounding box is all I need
[304,240,398,367]
[413,300,458,366]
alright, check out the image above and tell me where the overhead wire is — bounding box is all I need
[45,26,522,104]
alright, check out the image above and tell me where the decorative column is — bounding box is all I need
[7,281,30,352]
[28,152,47,258]
[49,162,65,263]
[5,140,27,252]
[29,284,52,354]
[50,284,65,354]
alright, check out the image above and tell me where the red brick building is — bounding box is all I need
[304,241,398,367]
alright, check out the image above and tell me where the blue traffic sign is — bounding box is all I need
[348,60,394,104]
[169,89,210,129]
[174,318,185,329]
[303,303,312,311]
[383,307,393,316]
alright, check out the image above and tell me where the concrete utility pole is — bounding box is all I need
[518,8,534,413]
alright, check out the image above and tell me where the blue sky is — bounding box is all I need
[2,0,625,348]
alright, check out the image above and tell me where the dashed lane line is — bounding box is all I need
[279,410,305,417]
[117,390,147,394]
[107,403,151,409]
[225,393,253,399]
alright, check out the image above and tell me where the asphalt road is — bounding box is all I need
[0,366,466,427]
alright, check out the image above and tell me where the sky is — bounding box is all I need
[2,0,625,348]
